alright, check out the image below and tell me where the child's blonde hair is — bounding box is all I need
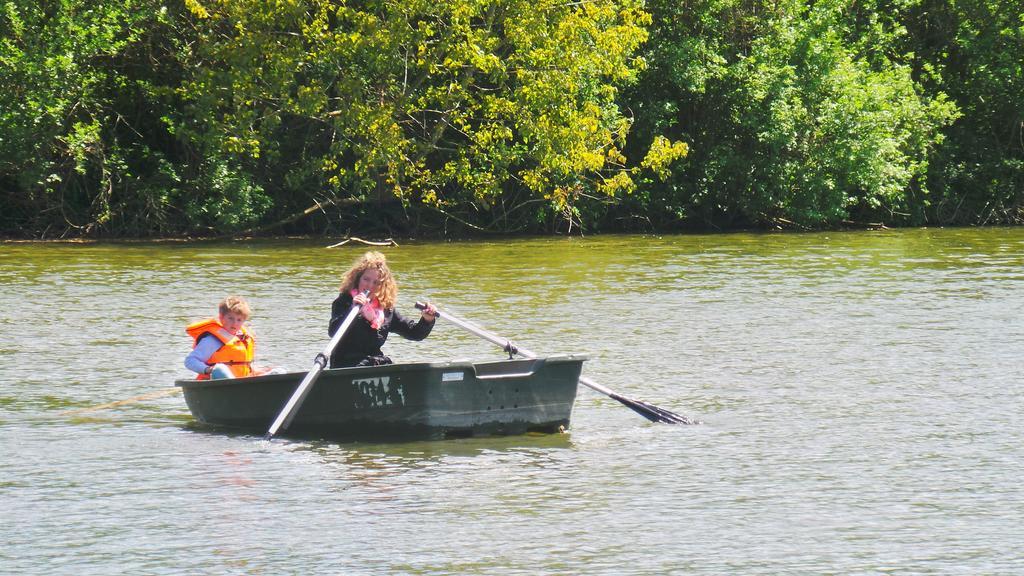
[218,295,251,319]
[339,251,398,309]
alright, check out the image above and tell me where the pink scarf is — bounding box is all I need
[351,289,385,330]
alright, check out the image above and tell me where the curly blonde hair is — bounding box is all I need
[339,251,398,309]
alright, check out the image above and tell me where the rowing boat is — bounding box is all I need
[175,355,585,440]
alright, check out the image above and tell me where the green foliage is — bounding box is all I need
[0,0,1020,237]
[1,0,157,235]
[175,160,271,231]
[176,0,675,233]
[0,0,276,237]
[907,0,1024,223]
[622,0,958,229]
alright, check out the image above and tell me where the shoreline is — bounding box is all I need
[5,223,1009,244]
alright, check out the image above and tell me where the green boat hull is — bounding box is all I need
[175,355,585,440]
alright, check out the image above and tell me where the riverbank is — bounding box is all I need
[5,219,1013,244]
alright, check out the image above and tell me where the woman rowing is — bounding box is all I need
[328,251,438,368]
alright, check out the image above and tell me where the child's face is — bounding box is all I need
[220,311,248,334]
[358,268,383,296]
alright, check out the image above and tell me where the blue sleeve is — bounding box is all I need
[184,335,222,374]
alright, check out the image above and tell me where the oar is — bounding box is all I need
[264,290,368,440]
[416,303,696,424]
[60,388,182,416]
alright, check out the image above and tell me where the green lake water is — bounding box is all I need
[1,228,1022,574]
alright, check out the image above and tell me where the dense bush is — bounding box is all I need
[906,0,1024,224]
[619,0,959,230]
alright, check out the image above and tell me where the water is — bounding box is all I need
[2,229,1023,574]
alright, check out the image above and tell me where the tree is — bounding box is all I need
[907,0,1024,224]
[0,0,198,237]
[622,0,957,229]
[177,0,684,234]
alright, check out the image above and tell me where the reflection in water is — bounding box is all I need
[308,432,574,462]
[2,228,1023,574]
[285,434,575,503]
[218,450,257,489]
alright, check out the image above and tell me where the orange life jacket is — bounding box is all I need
[186,318,255,379]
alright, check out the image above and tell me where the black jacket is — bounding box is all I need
[328,292,434,368]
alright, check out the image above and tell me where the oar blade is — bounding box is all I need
[421,302,699,426]
[610,393,697,425]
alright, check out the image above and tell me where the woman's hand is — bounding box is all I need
[355,293,379,323]
[420,302,437,321]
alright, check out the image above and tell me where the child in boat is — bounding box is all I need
[185,295,274,379]
[329,251,437,368]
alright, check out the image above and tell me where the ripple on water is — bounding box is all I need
[2,230,1024,574]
